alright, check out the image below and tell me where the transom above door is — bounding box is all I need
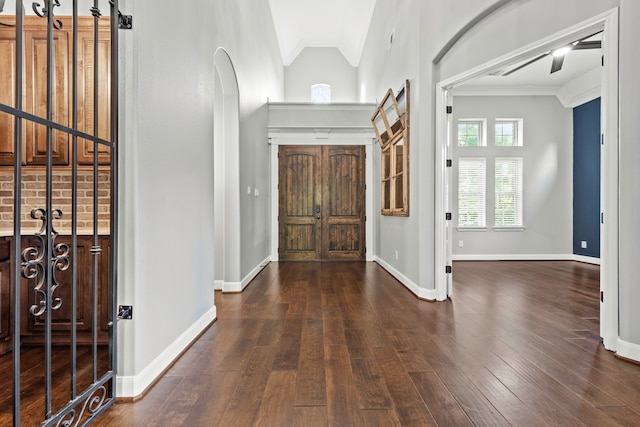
[278,145,365,260]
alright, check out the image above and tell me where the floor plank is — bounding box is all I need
[82,260,640,427]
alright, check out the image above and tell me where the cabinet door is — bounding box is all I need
[24,28,70,166]
[0,238,11,346]
[77,29,111,165]
[0,261,10,340]
[0,30,19,165]
[21,235,109,345]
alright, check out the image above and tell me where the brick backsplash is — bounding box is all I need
[0,169,111,234]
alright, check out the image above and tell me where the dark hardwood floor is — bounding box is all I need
[93,261,640,426]
[0,345,109,426]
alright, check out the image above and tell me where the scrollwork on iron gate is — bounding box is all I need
[21,208,69,317]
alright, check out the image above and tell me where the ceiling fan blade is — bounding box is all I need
[550,55,565,74]
[573,40,602,50]
[502,53,549,76]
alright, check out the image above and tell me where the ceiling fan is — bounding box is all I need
[503,32,602,76]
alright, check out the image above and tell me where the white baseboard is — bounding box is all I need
[116,305,217,398]
[453,253,570,261]
[451,253,601,265]
[374,256,436,301]
[214,280,224,291]
[616,338,640,364]
[222,256,271,293]
[222,281,242,293]
[572,254,601,265]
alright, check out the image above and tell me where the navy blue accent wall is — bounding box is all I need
[573,98,601,258]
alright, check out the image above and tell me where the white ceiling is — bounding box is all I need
[267,0,377,67]
[266,2,601,101]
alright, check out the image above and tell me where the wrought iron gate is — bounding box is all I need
[0,1,119,425]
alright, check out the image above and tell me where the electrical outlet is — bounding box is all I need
[395,250,398,260]
[459,240,464,247]
[581,241,587,249]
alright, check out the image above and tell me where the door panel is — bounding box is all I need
[323,146,365,259]
[0,33,18,165]
[24,29,70,165]
[279,146,322,260]
[279,145,365,261]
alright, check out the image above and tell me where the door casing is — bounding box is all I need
[270,138,374,262]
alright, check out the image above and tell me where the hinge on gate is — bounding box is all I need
[445,212,452,221]
[118,13,132,29]
[117,305,133,320]
[600,291,604,303]
[446,106,453,114]
[445,265,452,274]
[601,134,604,146]
[601,212,604,224]
[108,2,133,29]
[446,159,452,167]
[602,55,604,67]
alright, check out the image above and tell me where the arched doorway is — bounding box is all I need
[213,48,241,291]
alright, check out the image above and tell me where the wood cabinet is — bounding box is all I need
[0,235,110,352]
[0,16,111,167]
[0,238,11,355]
[20,235,111,345]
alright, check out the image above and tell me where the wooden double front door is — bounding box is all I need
[279,145,365,260]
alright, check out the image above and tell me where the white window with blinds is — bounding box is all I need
[495,157,523,228]
[457,157,486,228]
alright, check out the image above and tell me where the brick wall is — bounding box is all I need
[0,169,111,234]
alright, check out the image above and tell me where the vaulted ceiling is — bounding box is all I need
[267,0,601,102]
[267,0,377,67]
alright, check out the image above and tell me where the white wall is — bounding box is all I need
[451,95,573,258]
[117,0,283,395]
[358,0,426,295]
[284,47,357,102]
[618,0,640,349]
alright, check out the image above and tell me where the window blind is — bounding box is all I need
[458,157,486,227]
[495,157,523,226]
